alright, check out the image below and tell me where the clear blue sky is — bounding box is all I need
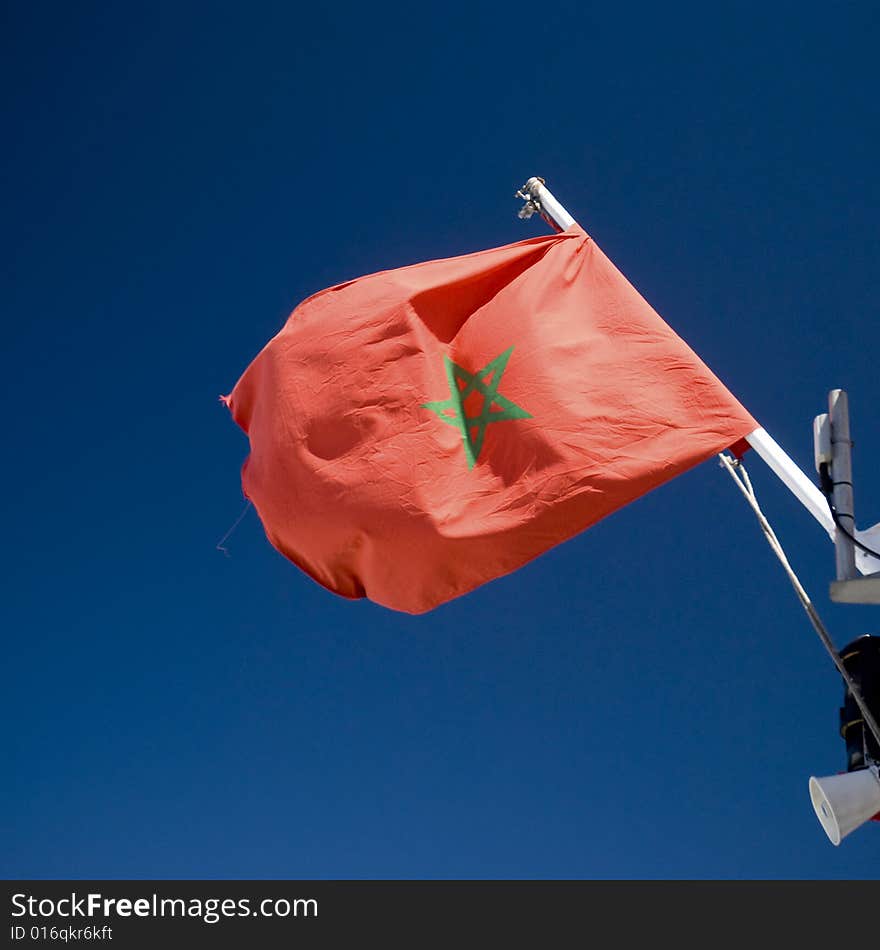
[3,2,878,878]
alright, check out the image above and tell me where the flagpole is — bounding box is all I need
[515,178,576,232]
[515,176,880,575]
[741,428,834,538]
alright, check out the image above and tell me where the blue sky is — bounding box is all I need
[3,2,878,878]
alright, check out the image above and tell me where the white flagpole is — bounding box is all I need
[515,176,880,576]
[515,178,576,232]
[742,428,834,538]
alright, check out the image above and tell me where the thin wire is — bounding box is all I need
[719,452,880,753]
[216,499,253,557]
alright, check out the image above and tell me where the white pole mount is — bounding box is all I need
[515,178,575,233]
[822,390,880,604]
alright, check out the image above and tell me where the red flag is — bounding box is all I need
[225,225,756,613]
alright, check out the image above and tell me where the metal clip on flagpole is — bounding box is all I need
[515,178,575,233]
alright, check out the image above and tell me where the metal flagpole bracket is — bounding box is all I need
[818,390,880,604]
[515,178,544,221]
[515,177,576,232]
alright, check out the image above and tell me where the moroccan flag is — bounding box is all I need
[225,225,756,614]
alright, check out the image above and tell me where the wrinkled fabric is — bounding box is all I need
[225,225,757,613]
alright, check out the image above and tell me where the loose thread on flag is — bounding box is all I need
[216,499,253,557]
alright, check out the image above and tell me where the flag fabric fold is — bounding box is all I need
[225,225,757,613]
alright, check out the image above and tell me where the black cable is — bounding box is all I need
[818,463,880,561]
[829,505,880,560]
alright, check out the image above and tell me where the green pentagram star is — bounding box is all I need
[423,346,532,469]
